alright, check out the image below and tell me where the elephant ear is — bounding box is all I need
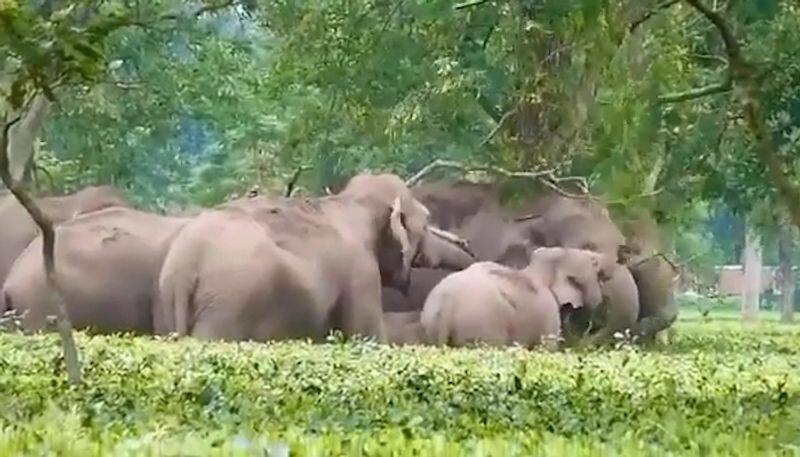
[551,273,585,309]
[390,196,413,273]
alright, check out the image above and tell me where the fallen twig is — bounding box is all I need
[428,226,475,257]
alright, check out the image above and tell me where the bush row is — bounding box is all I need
[1,322,799,455]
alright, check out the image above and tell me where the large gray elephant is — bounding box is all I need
[514,193,633,273]
[420,247,606,349]
[157,173,473,343]
[562,265,640,345]
[0,207,188,333]
[618,213,679,340]
[387,186,633,330]
[0,185,129,286]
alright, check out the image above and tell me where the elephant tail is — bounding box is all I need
[431,299,454,346]
[157,260,198,337]
[0,289,8,314]
[173,273,197,336]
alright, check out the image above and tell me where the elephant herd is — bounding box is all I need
[0,173,679,349]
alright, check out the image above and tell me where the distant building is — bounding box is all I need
[716,265,777,296]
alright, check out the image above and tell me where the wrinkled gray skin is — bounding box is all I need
[0,207,188,333]
[157,173,474,343]
[420,247,605,349]
[0,186,129,287]
[383,311,425,345]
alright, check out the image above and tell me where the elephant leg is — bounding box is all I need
[635,312,678,342]
[335,269,387,342]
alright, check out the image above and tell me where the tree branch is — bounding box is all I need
[1,113,81,385]
[285,165,310,197]
[683,0,743,61]
[480,109,516,146]
[681,0,800,229]
[657,73,732,104]
[454,0,490,10]
[405,159,592,200]
[630,0,680,33]
[194,0,236,17]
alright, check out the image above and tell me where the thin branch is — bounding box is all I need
[194,0,236,17]
[406,159,552,187]
[454,0,489,10]
[481,23,496,49]
[405,159,592,200]
[159,0,236,21]
[428,226,475,258]
[630,0,680,33]
[631,251,681,276]
[480,109,516,146]
[657,74,732,104]
[285,165,310,197]
[604,187,665,206]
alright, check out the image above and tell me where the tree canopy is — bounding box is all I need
[2,0,799,261]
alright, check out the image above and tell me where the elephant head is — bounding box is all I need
[526,247,606,311]
[512,195,632,275]
[338,174,471,293]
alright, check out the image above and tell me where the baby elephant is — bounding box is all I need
[420,247,606,349]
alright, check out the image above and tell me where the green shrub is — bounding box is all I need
[1,318,799,455]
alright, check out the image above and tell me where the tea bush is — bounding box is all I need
[1,317,799,456]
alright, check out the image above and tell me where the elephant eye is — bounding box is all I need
[582,242,597,251]
[567,275,583,291]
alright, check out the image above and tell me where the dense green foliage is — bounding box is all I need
[1,316,799,455]
[2,1,799,270]
[4,0,797,282]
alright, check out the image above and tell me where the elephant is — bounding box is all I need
[383,311,425,345]
[0,207,188,334]
[420,247,606,349]
[618,213,679,340]
[381,268,455,313]
[0,185,129,286]
[514,193,633,273]
[411,181,533,267]
[156,173,474,343]
[562,265,640,345]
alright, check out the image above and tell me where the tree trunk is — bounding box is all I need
[778,221,795,323]
[741,218,761,323]
[2,113,81,386]
[7,95,50,182]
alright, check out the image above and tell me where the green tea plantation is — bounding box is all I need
[1,312,799,456]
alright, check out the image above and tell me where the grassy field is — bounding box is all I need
[1,311,799,456]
